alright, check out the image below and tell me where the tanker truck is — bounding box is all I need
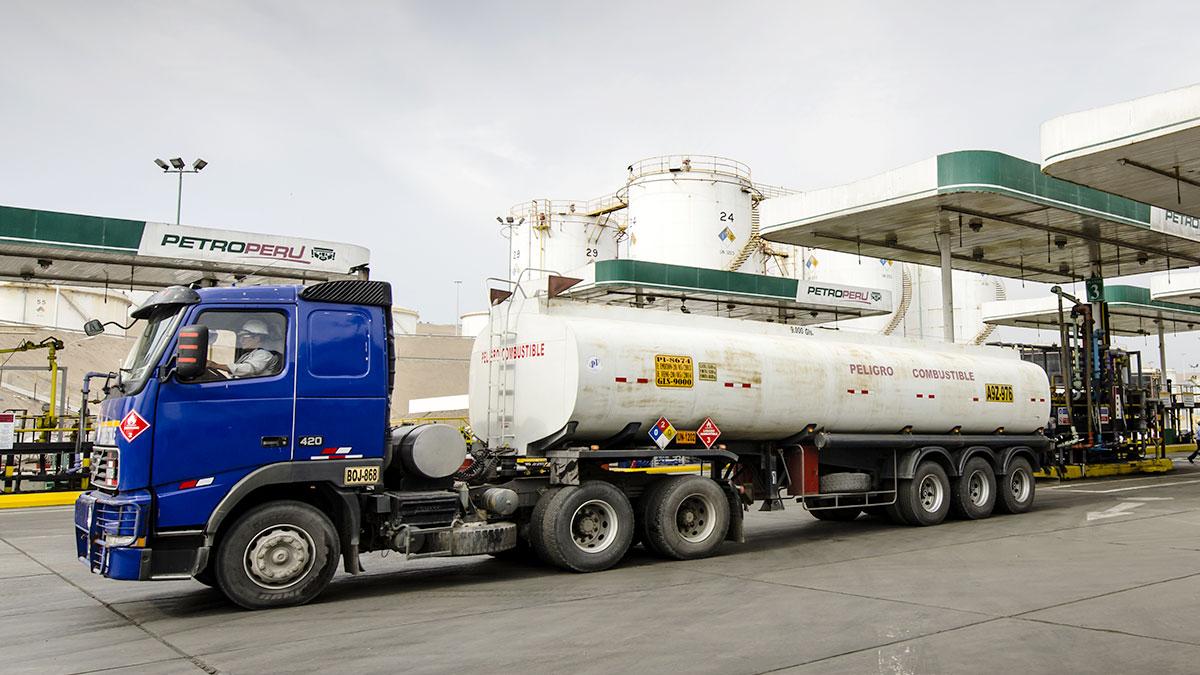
[73,276,1050,610]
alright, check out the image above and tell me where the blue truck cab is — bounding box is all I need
[75,280,516,609]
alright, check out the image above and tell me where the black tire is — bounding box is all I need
[530,482,634,572]
[809,507,863,522]
[634,479,669,548]
[215,500,340,610]
[951,457,997,520]
[996,457,1036,514]
[644,476,730,560]
[895,460,951,526]
[883,497,911,525]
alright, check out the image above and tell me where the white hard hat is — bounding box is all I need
[240,319,270,336]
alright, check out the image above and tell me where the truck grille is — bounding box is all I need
[91,446,119,489]
[76,496,145,575]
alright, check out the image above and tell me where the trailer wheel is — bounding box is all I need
[996,457,1036,514]
[809,507,863,522]
[634,479,669,549]
[214,500,340,610]
[895,460,951,526]
[531,482,634,572]
[644,476,730,560]
[951,457,996,520]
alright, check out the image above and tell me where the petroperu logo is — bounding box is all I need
[158,233,313,265]
[312,247,336,262]
[806,285,875,305]
[119,410,151,443]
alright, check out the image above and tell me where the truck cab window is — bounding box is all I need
[193,311,286,381]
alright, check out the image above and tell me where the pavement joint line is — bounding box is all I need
[0,534,219,675]
[0,571,52,581]
[1007,569,1200,621]
[753,616,1007,674]
[68,656,195,675]
[1012,615,1200,649]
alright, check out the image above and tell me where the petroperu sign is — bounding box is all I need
[796,280,892,312]
[138,222,370,275]
[1149,207,1200,244]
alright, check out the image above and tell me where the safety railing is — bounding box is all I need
[2,443,92,493]
[627,154,752,182]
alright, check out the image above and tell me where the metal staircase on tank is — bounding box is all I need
[971,277,1007,345]
[881,266,914,336]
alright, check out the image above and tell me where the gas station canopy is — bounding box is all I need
[760,150,1200,282]
[0,204,370,290]
[1150,269,1200,308]
[554,259,893,325]
[982,285,1200,337]
[1042,83,1200,216]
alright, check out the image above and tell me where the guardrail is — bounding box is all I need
[2,441,92,493]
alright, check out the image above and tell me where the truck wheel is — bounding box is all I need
[951,457,996,520]
[644,476,730,560]
[996,457,1036,514]
[215,500,340,610]
[531,482,634,572]
[634,479,669,548]
[895,460,950,526]
[809,507,863,521]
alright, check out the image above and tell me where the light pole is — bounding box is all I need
[454,280,463,336]
[154,157,207,225]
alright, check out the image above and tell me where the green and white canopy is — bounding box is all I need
[760,150,1200,282]
[982,285,1200,336]
[1042,83,1200,217]
[0,204,369,290]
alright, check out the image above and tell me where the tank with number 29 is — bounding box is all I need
[468,300,1051,454]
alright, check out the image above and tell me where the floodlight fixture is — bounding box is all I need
[169,157,185,169]
[192,158,207,171]
[154,158,170,170]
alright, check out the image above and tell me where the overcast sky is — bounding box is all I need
[5,2,1200,369]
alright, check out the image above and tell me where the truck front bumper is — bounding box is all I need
[75,490,151,580]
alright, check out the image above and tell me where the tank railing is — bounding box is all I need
[752,182,801,199]
[626,155,752,182]
[508,194,629,220]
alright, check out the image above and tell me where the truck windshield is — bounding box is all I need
[116,307,184,396]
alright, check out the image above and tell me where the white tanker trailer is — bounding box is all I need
[469,290,1052,574]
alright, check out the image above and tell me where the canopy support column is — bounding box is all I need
[936,224,955,343]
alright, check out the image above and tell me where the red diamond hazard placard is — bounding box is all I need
[119,410,150,443]
[697,417,721,449]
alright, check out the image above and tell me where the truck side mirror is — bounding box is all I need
[175,325,209,381]
[83,319,104,337]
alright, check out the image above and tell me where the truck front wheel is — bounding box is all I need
[644,476,730,560]
[215,500,341,610]
[531,482,634,572]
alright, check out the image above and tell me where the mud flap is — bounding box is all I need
[722,481,745,544]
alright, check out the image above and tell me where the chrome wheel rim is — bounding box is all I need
[1009,469,1031,503]
[919,474,944,513]
[967,469,991,507]
[676,493,717,543]
[244,524,315,590]
[571,499,618,553]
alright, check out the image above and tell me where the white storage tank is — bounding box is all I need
[506,199,621,281]
[625,155,754,270]
[0,282,135,335]
[459,311,489,338]
[391,306,419,335]
[469,300,1050,453]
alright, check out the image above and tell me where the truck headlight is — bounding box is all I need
[104,533,138,547]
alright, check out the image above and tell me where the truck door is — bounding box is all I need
[293,302,389,462]
[152,306,296,528]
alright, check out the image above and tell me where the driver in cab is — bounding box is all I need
[209,319,279,378]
